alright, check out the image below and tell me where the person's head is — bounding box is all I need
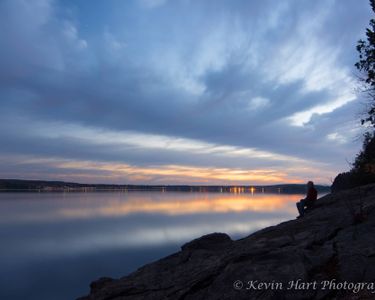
[307,181,314,188]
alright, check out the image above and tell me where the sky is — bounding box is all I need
[0,0,373,185]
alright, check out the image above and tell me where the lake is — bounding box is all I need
[0,191,304,300]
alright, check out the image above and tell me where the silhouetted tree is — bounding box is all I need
[352,132,375,172]
[332,0,375,191]
[354,0,375,174]
[355,0,375,127]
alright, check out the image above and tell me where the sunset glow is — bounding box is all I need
[0,155,331,185]
[0,1,372,300]
[57,193,303,219]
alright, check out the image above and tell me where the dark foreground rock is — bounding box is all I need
[78,184,375,300]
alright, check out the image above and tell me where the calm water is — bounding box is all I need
[0,191,304,300]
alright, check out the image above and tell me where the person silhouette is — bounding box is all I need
[296,181,317,218]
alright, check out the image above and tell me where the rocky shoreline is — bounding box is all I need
[78,184,375,300]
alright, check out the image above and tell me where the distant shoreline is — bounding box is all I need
[0,179,330,194]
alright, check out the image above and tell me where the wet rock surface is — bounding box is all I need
[78,184,375,300]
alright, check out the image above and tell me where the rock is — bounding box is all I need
[181,232,233,252]
[78,184,375,300]
[90,277,115,293]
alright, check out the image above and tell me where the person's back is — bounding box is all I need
[305,184,317,208]
[296,181,318,217]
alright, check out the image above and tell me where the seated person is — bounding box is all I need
[296,181,317,217]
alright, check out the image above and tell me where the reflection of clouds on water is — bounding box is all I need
[59,193,302,219]
[0,192,303,260]
[0,192,306,300]
[0,192,302,224]
[6,218,285,257]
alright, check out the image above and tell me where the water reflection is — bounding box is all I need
[0,192,303,223]
[0,191,305,300]
[60,192,302,218]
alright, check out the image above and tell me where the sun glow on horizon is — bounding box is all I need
[0,151,334,185]
[2,155,316,184]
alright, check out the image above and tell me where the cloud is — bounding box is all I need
[0,0,372,184]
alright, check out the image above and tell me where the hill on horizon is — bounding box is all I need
[0,179,330,194]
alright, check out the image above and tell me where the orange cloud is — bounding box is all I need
[54,160,302,185]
